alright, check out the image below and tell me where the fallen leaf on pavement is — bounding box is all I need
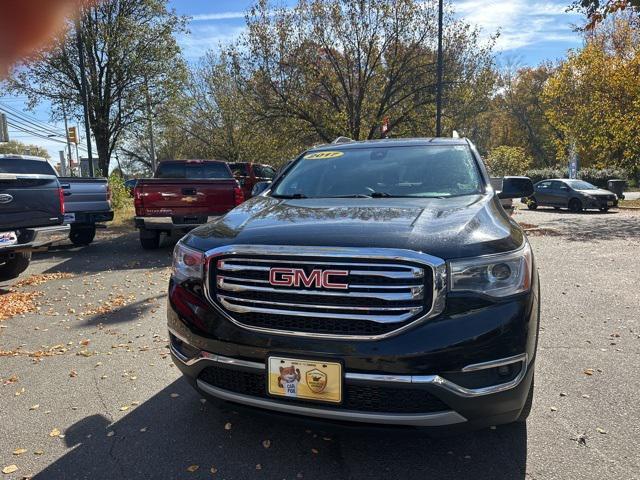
[224,422,232,430]
[12,448,27,455]
[29,404,39,411]
[2,465,18,474]
[170,393,179,398]
[584,369,594,375]
[69,370,78,378]
[119,406,129,411]
[210,467,218,474]
[49,428,61,437]
[596,427,607,434]
[186,465,199,472]
[262,440,271,449]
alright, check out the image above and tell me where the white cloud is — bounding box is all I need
[454,0,582,53]
[178,23,247,60]
[190,12,246,22]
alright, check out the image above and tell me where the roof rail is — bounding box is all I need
[331,136,355,144]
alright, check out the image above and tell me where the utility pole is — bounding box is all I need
[62,102,73,168]
[435,0,444,137]
[75,11,94,177]
[144,77,157,172]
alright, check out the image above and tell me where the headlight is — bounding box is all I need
[172,242,205,282]
[449,243,532,298]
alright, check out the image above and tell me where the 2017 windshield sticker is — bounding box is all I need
[304,151,345,160]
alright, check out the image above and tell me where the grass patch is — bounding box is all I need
[619,198,640,208]
[111,198,135,228]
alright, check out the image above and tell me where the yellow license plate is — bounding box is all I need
[267,356,342,404]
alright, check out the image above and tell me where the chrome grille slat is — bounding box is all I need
[204,245,447,340]
[217,295,421,313]
[218,297,418,323]
[218,260,423,279]
[217,275,419,290]
[217,278,423,301]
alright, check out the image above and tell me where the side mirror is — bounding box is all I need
[498,176,534,199]
[251,181,272,197]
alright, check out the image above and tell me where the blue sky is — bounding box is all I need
[2,0,584,162]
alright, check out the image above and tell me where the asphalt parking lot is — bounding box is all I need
[1,207,639,480]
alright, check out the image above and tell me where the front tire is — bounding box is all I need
[69,225,96,246]
[599,206,609,212]
[139,229,160,250]
[0,252,32,281]
[568,198,583,213]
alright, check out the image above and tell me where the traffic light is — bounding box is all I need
[67,126,78,144]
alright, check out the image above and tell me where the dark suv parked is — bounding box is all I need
[168,138,539,430]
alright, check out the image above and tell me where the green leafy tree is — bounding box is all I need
[0,140,50,159]
[9,0,187,175]
[485,146,533,177]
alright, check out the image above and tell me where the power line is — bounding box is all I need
[0,103,65,137]
[7,121,88,152]
[0,107,89,151]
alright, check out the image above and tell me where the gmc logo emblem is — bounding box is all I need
[269,268,349,290]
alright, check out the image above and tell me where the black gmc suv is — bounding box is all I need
[168,138,539,431]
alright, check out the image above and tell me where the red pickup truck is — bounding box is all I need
[133,160,244,249]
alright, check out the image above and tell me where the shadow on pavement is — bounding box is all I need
[80,293,167,327]
[34,230,178,275]
[35,379,527,480]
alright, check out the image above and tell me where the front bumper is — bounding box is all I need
[0,225,70,255]
[168,276,540,428]
[584,196,618,209]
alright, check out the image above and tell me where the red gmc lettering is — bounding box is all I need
[269,268,349,289]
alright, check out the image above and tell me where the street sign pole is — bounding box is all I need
[76,12,94,177]
[435,0,444,137]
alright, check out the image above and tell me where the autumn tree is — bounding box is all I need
[488,64,563,166]
[0,140,50,159]
[544,16,640,179]
[230,0,495,144]
[485,146,533,176]
[9,0,187,175]
[571,0,640,29]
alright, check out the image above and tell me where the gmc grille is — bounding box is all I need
[206,247,446,339]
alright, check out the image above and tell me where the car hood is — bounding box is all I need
[576,188,615,196]
[183,195,524,260]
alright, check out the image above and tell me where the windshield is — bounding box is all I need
[271,145,483,198]
[155,162,232,179]
[566,180,597,190]
[0,158,57,175]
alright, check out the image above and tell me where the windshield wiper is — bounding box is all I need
[328,194,372,198]
[271,193,308,199]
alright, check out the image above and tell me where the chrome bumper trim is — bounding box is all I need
[196,380,467,426]
[169,329,527,398]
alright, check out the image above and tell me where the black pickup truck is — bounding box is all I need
[0,155,69,281]
[167,138,539,431]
